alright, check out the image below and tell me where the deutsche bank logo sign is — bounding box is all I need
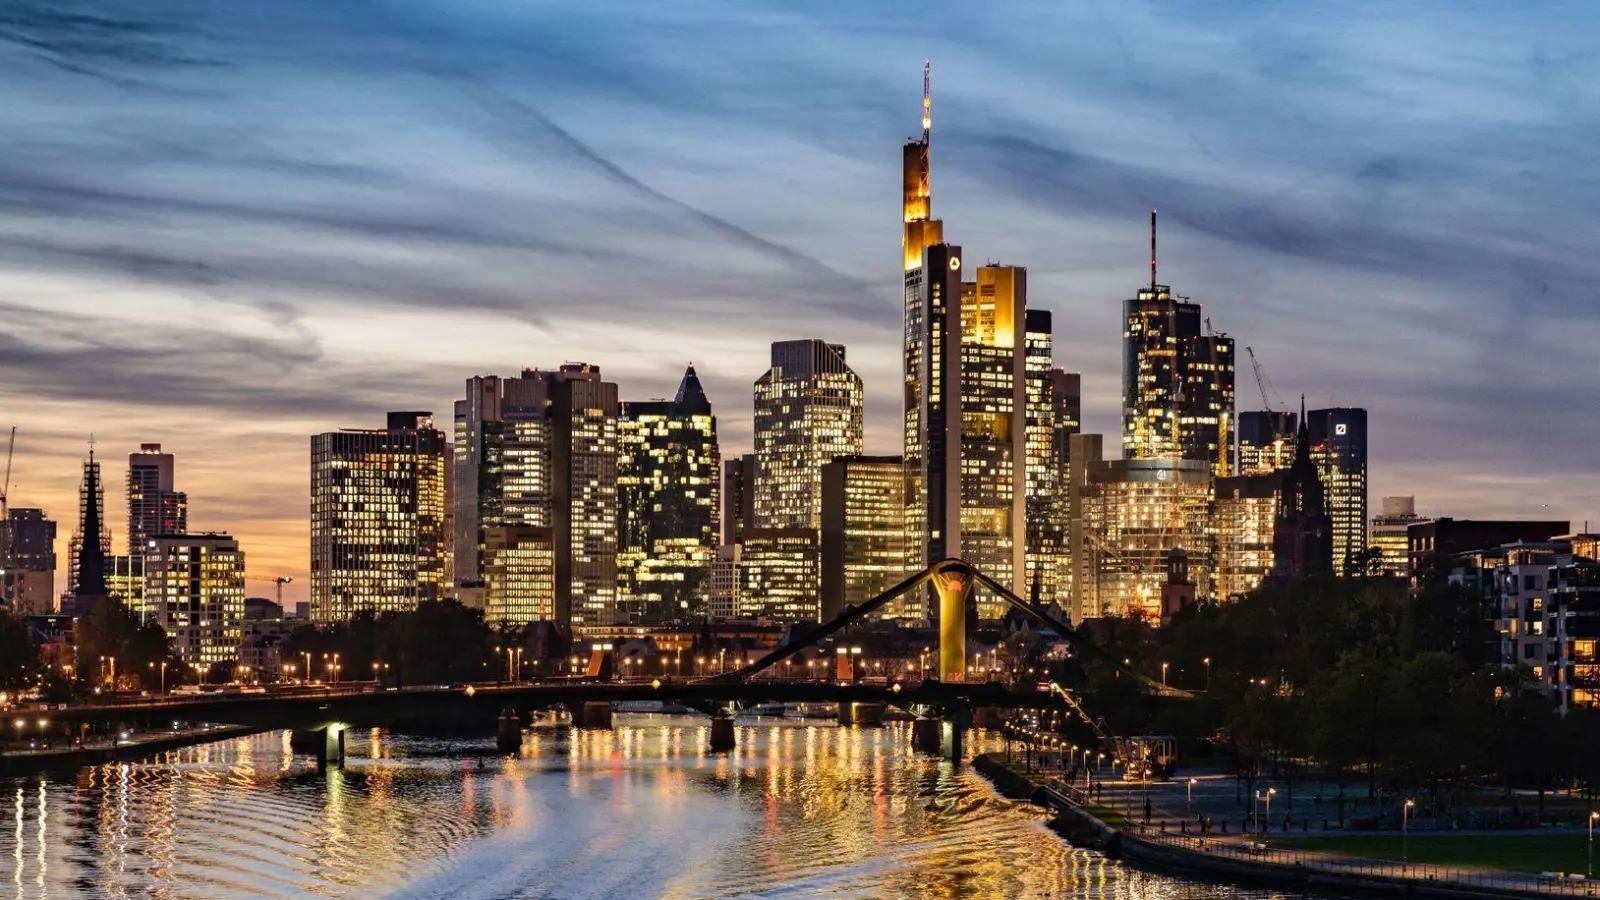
[1335,423,1348,436]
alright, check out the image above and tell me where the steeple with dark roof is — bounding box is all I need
[1272,396,1333,578]
[74,448,110,598]
[672,363,712,416]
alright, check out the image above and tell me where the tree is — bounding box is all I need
[0,611,35,688]
[74,597,169,687]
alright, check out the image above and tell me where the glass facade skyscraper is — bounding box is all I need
[1307,407,1369,574]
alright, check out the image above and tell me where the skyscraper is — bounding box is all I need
[721,454,755,547]
[126,443,187,554]
[821,455,908,621]
[1048,369,1082,606]
[1237,411,1297,475]
[737,528,820,622]
[753,340,864,532]
[0,509,56,616]
[452,376,503,587]
[453,366,621,627]
[310,412,447,621]
[617,365,720,624]
[144,533,245,667]
[1023,311,1063,604]
[482,525,555,624]
[1121,214,1233,475]
[1307,407,1369,574]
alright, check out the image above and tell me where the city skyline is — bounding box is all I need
[4,2,1599,604]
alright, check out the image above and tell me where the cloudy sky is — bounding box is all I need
[3,0,1597,603]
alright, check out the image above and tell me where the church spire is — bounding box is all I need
[74,445,109,598]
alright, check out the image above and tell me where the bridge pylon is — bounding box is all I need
[931,560,974,682]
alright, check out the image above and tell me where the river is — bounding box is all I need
[0,716,1283,899]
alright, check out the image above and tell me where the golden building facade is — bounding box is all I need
[1214,473,1282,600]
[144,533,245,667]
[1080,458,1212,620]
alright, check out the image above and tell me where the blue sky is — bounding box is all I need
[2,0,1597,597]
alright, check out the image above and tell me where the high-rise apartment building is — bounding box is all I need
[309,412,448,621]
[1237,411,1297,475]
[127,443,187,554]
[144,533,245,667]
[1306,407,1368,573]
[753,340,863,531]
[1180,332,1235,477]
[618,365,720,624]
[0,509,56,615]
[821,455,908,622]
[1371,496,1426,577]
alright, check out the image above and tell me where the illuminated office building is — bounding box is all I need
[482,524,555,625]
[618,365,720,624]
[454,366,621,627]
[709,543,740,620]
[821,455,908,621]
[144,533,245,667]
[737,528,820,622]
[1078,454,1212,620]
[1024,311,1064,606]
[1371,496,1426,577]
[126,443,187,555]
[1307,407,1369,574]
[753,339,863,532]
[1237,411,1297,475]
[1121,215,1234,476]
[1214,473,1282,599]
[1047,370,1083,606]
[309,412,447,621]
[0,509,56,615]
[1180,333,1235,477]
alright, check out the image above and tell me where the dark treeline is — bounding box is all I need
[1055,568,1600,820]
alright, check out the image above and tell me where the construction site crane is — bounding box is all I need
[0,426,14,519]
[245,574,294,607]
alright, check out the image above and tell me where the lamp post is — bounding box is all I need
[148,661,167,694]
[1588,810,1597,878]
[1203,657,1212,691]
[301,652,312,685]
[1403,798,1415,872]
[1162,662,1169,687]
[1187,777,1198,816]
[1265,787,1277,835]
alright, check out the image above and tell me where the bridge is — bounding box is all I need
[29,559,1178,766]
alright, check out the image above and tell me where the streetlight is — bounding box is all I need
[1187,777,1198,816]
[148,661,167,694]
[1203,657,1212,691]
[1265,787,1277,835]
[1588,810,1597,878]
[1161,662,1169,687]
[301,652,312,684]
[1403,798,1415,871]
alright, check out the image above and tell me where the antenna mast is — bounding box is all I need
[1150,208,1158,290]
[921,60,931,141]
[0,427,13,519]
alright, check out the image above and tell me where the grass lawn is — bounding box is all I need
[1086,805,1131,828]
[1275,834,1594,875]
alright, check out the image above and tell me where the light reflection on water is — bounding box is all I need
[0,717,1290,900]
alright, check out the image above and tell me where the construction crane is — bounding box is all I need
[0,426,14,519]
[246,574,294,607]
[1245,346,1285,412]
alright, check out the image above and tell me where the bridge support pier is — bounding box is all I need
[290,725,345,767]
[496,708,522,753]
[837,702,885,726]
[578,701,613,729]
[911,716,967,760]
[708,710,736,752]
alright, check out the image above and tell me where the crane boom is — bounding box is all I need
[1,426,14,518]
[1245,347,1270,411]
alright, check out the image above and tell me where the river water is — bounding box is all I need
[0,716,1279,899]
